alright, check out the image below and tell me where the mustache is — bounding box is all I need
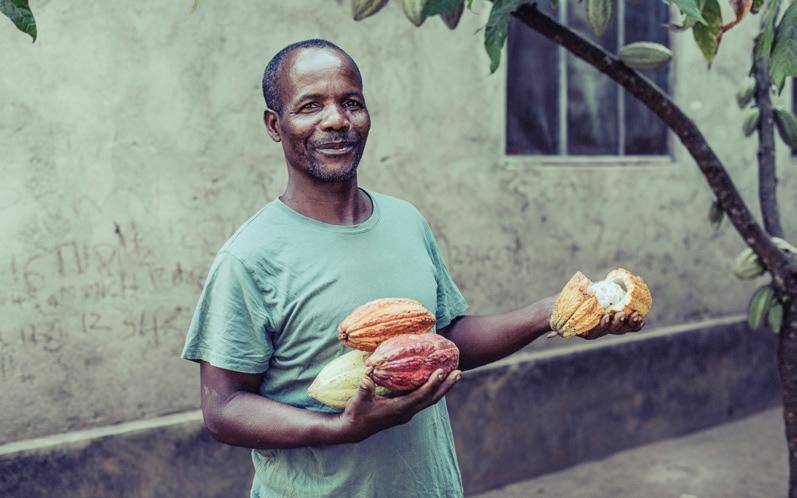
[311,133,362,148]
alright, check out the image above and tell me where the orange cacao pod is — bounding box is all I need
[338,298,436,352]
[365,333,459,391]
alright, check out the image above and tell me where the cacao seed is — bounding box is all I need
[618,42,672,70]
[366,333,459,391]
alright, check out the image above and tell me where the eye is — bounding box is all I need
[300,102,319,111]
[344,100,362,109]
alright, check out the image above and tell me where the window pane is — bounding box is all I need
[506,15,560,155]
[623,2,670,155]
[566,6,620,155]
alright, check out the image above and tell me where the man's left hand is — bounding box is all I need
[580,311,645,340]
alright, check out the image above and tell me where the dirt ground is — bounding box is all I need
[472,407,787,498]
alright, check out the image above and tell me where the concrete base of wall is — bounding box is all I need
[0,317,780,498]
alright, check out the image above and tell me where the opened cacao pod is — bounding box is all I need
[549,268,653,338]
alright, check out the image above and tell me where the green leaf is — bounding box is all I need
[424,0,464,17]
[755,0,781,60]
[692,0,723,67]
[1,0,36,42]
[770,0,797,93]
[709,201,723,230]
[467,0,475,9]
[767,301,784,334]
[484,0,529,74]
[669,0,708,25]
[752,0,765,14]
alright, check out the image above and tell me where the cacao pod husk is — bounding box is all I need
[307,350,391,408]
[774,107,797,149]
[618,42,672,70]
[747,285,775,330]
[732,247,765,279]
[440,1,465,30]
[402,0,428,27]
[586,0,613,37]
[366,333,459,391]
[742,108,760,137]
[352,0,389,21]
[338,298,436,352]
[549,268,653,338]
[736,77,756,109]
[767,301,784,334]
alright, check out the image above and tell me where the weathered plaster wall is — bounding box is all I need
[0,0,794,444]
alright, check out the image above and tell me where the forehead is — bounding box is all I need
[280,48,362,102]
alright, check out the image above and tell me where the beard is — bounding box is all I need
[304,141,365,183]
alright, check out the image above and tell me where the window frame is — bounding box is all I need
[501,0,677,168]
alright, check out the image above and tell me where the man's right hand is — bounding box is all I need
[336,368,462,443]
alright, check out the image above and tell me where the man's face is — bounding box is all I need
[266,48,371,183]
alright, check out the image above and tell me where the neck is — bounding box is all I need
[279,177,372,226]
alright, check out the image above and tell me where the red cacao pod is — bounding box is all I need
[365,333,459,391]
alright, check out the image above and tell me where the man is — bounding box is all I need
[181,39,645,497]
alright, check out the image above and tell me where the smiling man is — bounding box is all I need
[181,39,645,498]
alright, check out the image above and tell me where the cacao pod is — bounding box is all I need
[732,247,765,279]
[774,107,797,149]
[586,0,613,37]
[735,77,756,109]
[402,0,428,27]
[767,301,784,334]
[366,333,459,391]
[351,0,389,21]
[747,285,775,330]
[307,350,391,408]
[618,42,672,70]
[440,1,465,30]
[338,298,436,352]
[549,268,653,338]
[742,108,760,137]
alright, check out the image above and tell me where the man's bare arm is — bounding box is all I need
[440,294,645,371]
[199,360,460,449]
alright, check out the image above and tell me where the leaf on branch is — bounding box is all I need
[668,0,708,25]
[709,200,724,230]
[423,0,464,16]
[770,0,797,93]
[484,0,529,74]
[721,0,752,33]
[586,0,613,37]
[0,0,36,42]
[754,0,781,60]
[692,0,724,67]
[773,107,797,149]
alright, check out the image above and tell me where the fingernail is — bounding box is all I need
[438,370,445,380]
[454,372,462,381]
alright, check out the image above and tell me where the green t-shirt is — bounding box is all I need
[181,186,469,498]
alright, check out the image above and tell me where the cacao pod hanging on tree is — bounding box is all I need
[351,0,389,21]
[618,42,672,70]
[402,0,428,27]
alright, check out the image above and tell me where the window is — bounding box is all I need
[792,83,796,156]
[506,1,671,157]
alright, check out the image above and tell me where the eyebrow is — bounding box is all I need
[294,91,363,103]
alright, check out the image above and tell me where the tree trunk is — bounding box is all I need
[781,295,797,498]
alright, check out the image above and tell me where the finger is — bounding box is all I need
[609,312,626,334]
[350,374,376,405]
[417,370,462,410]
[403,369,447,407]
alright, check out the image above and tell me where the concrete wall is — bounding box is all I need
[0,0,793,475]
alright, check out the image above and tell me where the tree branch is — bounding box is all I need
[510,1,797,291]
[753,31,783,238]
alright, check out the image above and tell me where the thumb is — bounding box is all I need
[351,373,376,404]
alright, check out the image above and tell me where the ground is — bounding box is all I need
[473,407,786,498]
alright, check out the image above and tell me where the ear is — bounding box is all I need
[264,109,281,143]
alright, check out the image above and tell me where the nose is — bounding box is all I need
[320,103,350,131]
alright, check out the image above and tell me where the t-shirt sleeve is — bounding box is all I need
[181,250,274,374]
[418,215,469,330]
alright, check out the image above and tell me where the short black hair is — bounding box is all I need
[262,39,361,114]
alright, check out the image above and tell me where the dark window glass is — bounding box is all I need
[506,2,670,157]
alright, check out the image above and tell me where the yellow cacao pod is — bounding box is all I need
[742,108,760,137]
[549,268,653,338]
[307,350,390,408]
[618,42,672,70]
[338,297,436,351]
[440,1,465,30]
[402,0,428,27]
[732,237,796,280]
[774,107,797,149]
[352,0,389,21]
[586,0,613,37]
